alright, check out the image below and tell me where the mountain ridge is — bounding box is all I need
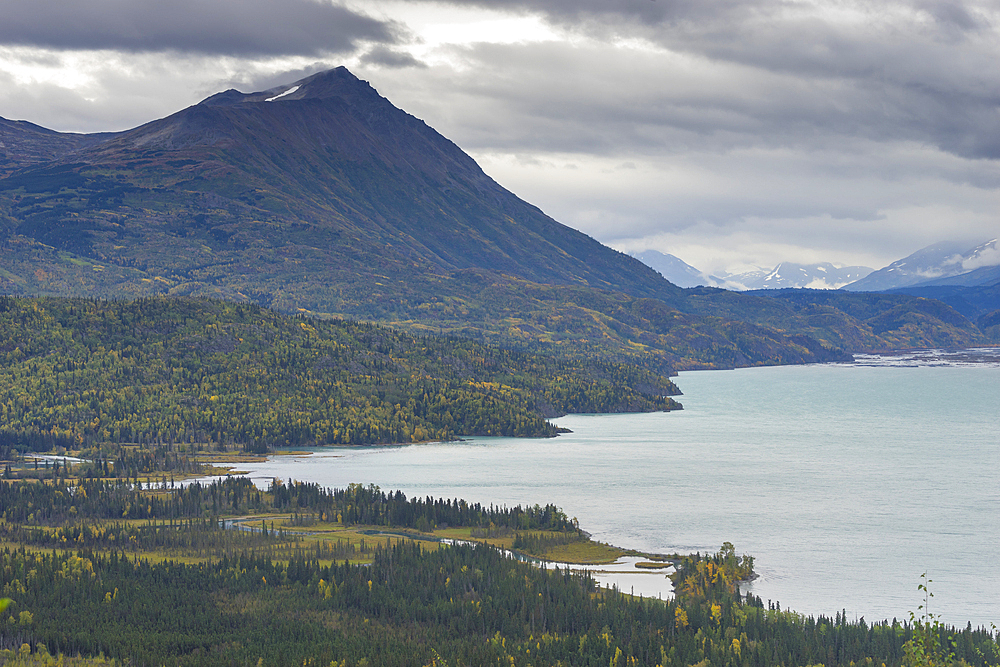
[0,115,117,177]
[845,239,1000,291]
[8,67,677,300]
[629,249,708,288]
[0,67,992,366]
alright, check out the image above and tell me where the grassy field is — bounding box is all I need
[432,526,627,564]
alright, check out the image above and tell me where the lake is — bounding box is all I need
[226,348,1000,629]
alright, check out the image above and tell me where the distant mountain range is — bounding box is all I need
[635,238,1000,295]
[631,240,1000,341]
[719,262,874,290]
[844,239,1000,291]
[630,250,872,290]
[0,67,993,368]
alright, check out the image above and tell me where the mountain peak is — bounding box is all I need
[199,67,373,107]
[1,64,678,305]
[845,239,999,291]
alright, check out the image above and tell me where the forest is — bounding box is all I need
[0,295,680,454]
[0,295,995,665]
[0,476,997,666]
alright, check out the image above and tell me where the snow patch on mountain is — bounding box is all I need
[845,239,1000,291]
[717,263,873,290]
[265,85,300,102]
[962,239,1000,271]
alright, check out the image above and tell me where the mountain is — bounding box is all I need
[718,263,873,290]
[839,239,1000,340]
[905,238,1000,288]
[1,68,675,300]
[845,239,1000,291]
[751,263,872,290]
[630,249,708,287]
[707,267,770,291]
[913,263,1000,288]
[887,283,1000,324]
[0,116,116,178]
[628,255,874,291]
[0,67,990,365]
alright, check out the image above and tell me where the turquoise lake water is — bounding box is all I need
[232,349,1000,628]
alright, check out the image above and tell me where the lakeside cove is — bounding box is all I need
[193,349,1000,629]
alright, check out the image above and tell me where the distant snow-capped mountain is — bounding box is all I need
[844,239,1000,291]
[716,263,873,290]
[709,267,770,291]
[628,252,875,291]
[630,249,710,288]
[753,263,873,290]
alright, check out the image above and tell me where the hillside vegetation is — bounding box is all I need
[0,296,680,454]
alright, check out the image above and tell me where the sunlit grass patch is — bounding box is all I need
[543,540,625,564]
[634,561,672,569]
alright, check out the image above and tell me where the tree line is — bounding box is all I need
[2,540,997,667]
[0,477,578,536]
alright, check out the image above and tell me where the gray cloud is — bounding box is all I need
[411,0,747,27]
[387,0,1000,160]
[359,45,427,68]
[0,54,345,132]
[350,13,1000,267]
[425,0,993,36]
[359,40,906,158]
[917,0,986,33]
[0,0,396,56]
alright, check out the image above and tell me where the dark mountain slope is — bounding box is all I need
[1,68,676,299]
[731,289,987,350]
[0,116,116,177]
[885,282,1000,340]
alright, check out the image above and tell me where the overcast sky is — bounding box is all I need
[1,0,998,274]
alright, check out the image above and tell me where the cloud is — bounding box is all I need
[359,46,428,69]
[0,0,397,57]
[359,34,1000,169]
[386,0,1000,160]
[465,139,1000,271]
[345,2,1000,267]
[963,241,1000,270]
